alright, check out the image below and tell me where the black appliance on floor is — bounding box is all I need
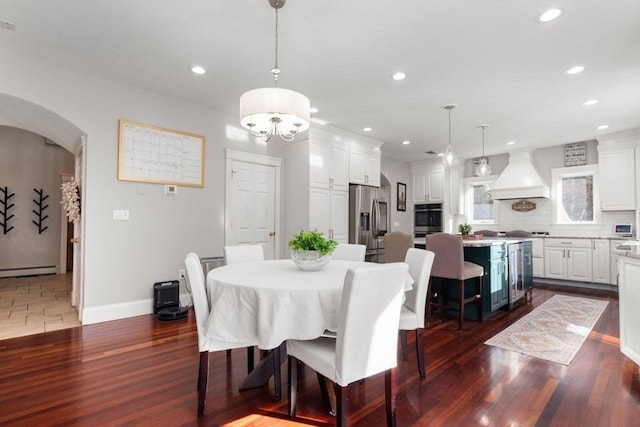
[153,280,188,321]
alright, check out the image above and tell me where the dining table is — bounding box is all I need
[205,258,413,398]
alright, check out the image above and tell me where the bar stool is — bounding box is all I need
[384,231,413,263]
[425,233,484,330]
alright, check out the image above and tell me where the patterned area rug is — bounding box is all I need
[485,295,608,365]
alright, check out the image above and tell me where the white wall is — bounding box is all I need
[381,156,412,233]
[0,51,286,323]
[0,127,74,271]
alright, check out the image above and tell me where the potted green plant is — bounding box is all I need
[288,229,338,270]
[458,223,482,240]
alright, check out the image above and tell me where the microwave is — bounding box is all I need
[614,224,633,237]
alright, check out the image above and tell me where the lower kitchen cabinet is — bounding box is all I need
[619,254,640,366]
[544,238,592,282]
[464,244,508,315]
[592,239,611,284]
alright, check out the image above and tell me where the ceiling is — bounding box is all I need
[1,0,638,162]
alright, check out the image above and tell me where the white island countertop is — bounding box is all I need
[414,237,531,247]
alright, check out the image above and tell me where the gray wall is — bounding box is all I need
[0,127,74,270]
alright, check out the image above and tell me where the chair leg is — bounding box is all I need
[400,330,409,361]
[316,372,336,416]
[415,328,425,379]
[288,355,297,418]
[273,344,282,402]
[457,279,464,330]
[335,383,347,427]
[385,368,397,427]
[197,351,209,416]
[247,346,254,374]
[477,276,483,322]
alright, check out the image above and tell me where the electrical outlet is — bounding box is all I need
[178,269,185,279]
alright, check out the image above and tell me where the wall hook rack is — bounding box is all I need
[32,188,49,234]
[1,186,16,234]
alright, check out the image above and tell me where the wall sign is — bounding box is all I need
[564,142,587,166]
[118,119,205,187]
[512,200,536,212]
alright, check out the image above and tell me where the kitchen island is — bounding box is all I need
[415,237,533,320]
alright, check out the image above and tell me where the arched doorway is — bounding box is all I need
[0,93,86,322]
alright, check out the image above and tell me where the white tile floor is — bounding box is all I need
[0,273,81,340]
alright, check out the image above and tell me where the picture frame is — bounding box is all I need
[397,182,406,211]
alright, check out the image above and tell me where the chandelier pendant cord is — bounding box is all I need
[271,6,280,85]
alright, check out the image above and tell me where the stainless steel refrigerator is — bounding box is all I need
[349,184,389,263]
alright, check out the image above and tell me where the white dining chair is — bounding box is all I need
[185,252,265,415]
[287,262,409,427]
[331,243,366,262]
[223,244,264,265]
[399,248,435,379]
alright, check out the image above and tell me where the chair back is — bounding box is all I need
[403,248,435,328]
[335,262,408,386]
[505,230,532,237]
[184,252,210,352]
[224,244,264,265]
[384,231,413,262]
[331,243,366,262]
[425,232,465,280]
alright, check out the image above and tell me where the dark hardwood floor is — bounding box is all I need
[1,284,639,426]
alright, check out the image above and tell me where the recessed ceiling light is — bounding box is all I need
[583,99,599,106]
[363,127,372,132]
[506,141,516,146]
[437,153,444,157]
[538,8,562,22]
[191,65,206,75]
[392,72,406,81]
[566,66,585,75]
[402,140,411,145]
[310,107,319,113]
[597,125,609,130]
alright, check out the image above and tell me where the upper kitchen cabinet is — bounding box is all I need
[597,130,640,211]
[411,161,444,203]
[309,140,349,191]
[349,146,381,187]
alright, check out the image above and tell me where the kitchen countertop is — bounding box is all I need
[617,242,640,259]
[413,237,530,247]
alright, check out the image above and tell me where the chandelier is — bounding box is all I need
[239,0,310,143]
[441,104,459,167]
[474,124,492,177]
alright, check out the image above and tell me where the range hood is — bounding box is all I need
[489,151,550,200]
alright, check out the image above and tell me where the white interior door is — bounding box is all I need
[72,141,85,320]
[227,158,277,259]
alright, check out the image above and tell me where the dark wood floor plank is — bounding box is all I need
[1,284,640,426]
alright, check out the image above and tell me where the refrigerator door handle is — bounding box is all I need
[373,199,379,239]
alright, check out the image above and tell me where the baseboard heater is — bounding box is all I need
[0,266,57,278]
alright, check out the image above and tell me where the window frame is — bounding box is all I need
[464,175,498,225]
[550,164,601,225]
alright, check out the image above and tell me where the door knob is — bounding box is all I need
[269,231,276,237]
[70,238,80,243]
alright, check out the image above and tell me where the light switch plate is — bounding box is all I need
[113,210,130,220]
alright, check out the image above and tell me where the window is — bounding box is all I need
[551,165,600,224]
[465,177,496,224]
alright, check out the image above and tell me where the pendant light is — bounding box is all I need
[239,0,310,143]
[441,104,459,167]
[474,124,492,177]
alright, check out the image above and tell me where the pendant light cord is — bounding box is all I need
[272,6,280,86]
[448,108,452,146]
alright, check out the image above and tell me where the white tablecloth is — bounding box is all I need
[205,259,410,351]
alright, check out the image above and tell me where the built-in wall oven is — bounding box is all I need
[414,203,443,236]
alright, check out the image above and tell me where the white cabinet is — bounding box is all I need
[619,254,640,366]
[544,238,592,282]
[349,147,380,187]
[412,167,444,203]
[592,239,611,284]
[598,147,636,210]
[611,239,628,286]
[310,140,349,191]
[532,237,544,277]
[309,187,348,243]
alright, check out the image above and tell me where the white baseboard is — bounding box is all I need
[0,266,57,278]
[80,292,192,325]
[81,298,152,325]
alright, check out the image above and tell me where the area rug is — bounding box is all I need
[484,295,608,365]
